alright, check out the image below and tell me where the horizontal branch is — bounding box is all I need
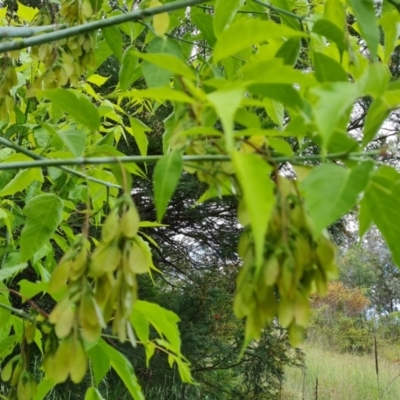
[0,150,386,171]
[0,137,121,189]
[0,0,210,54]
[0,24,68,38]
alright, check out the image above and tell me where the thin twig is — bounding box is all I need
[0,301,35,321]
[0,287,48,317]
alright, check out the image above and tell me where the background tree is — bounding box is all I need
[340,228,400,315]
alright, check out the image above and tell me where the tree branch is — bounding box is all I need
[0,149,389,171]
[0,24,68,38]
[0,0,211,54]
[0,137,121,189]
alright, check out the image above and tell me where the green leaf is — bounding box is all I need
[18,280,48,302]
[90,40,113,74]
[88,345,110,386]
[87,74,109,87]
[119,46,138,91]
[363,167,400,266]
[208,89,244,150]
[131,305,149,344]
[191,11,217,46]
[312,82,359,146]
[135,52,196,81]
[268,138,293,156]
[241,58,316,86]
[130,307,151,364]
[382,88,400,107]
[128,117,150,156]
[380,10,400,63]
[141,37,183,88]
[0,293,11,330]
[312,19,347,54]
[102,26,123,61]
[139,221,167,228]
[16,1,38,22]
[0,168,43,197]
[359,62,390,97]
[301,162,373,233]
[132,300,181,354]
[235,107,260,128]
[142,63,170,87]
[327,130,360,155]
[324,0,347,29]
[214,19,306,62]
[0,263,28,281]
[33,378,55,400]
[84,387,104,400]
[363,97,390,146]
[275,38,301,66]
[348,0,379,58]
[0,335,18,360]
[313,52,348,82]
[20,194,64,261]
[249,83,303,110]
[56,129,86,157]
[144,36,183,59]
[41,90,100,131]
[232,152,275,269]
[98,339,144,400]
[214,0,244,36]
[153,151,182,222]
[264,99,284,127]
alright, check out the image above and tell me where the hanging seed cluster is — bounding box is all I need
[0,0,100,118]
[91,193,151,343]
[1,324,38,400]
[234,177,338,346]
[0,57,18,120]
[31,0,98,89]
[41,194,151,384]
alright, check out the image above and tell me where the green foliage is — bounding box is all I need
[0,0,399,399]
[153,150,182,222]
[20,194,64,262]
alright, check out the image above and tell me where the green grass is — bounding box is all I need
[282,344,400,400]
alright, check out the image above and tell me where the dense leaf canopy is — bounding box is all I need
[0,0,400,399]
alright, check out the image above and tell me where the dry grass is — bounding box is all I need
[282,344,400,400]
